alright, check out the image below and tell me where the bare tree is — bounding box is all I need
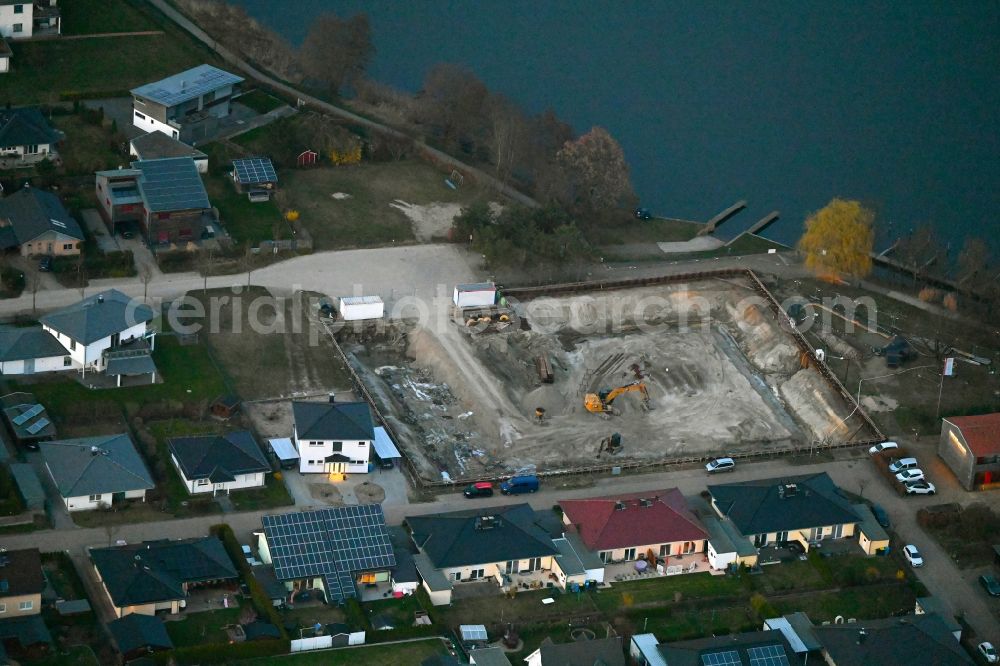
[299,13,374,96]
[896,224,940,285]
[419,64,489,146]
[27,268,40,313]
[242,242,255,287]
[489,96,526,189]
[139,265,154,303]
[197,248,214,294]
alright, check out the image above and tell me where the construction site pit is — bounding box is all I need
[341,276,874,483]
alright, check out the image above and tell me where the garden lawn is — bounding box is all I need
[237,90,286,114]
[770,583,917,622]
[227,471,294,512]
[251,639,448,665]
[60,0,157,35]
[590,572,748,613]
[201,144,286,246]
[165,607,242,647]
[50,113,123,176]
[31,645,100,666]
[587,217,701,246]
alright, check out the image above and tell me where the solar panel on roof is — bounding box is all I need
[233,158,277,185]
[748,645,790,666]
[460,625,488,641]
[701,652,741,666]
[26,418,50,435]
[13,404,44,426]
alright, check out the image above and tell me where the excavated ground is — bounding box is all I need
[344,277,870,481]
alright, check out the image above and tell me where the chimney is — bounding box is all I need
[328,392,336,404]
[857,628,866,645]
[97,294,104,304]
[90,446,101,456]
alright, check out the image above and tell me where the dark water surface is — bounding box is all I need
[233,1,999,252]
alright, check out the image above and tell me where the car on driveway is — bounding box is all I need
[869,441,899,455]
[903,544,923,567]
[980,575,1000,597]
[895,469,925,484]
[38,255,53,272]
[870,504,890,528]
[904,481,936,495]
[705,457,735,474]
[888,457,918,474]
[979,642,998,664]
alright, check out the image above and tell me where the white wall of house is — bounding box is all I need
[132,108,179,139]
[439,555,556,584]
[392,579,419,595]
[0,354,70,375]
[63,488,146,512]
[19,230,82,257]
[0,142,53,161]
[707,541,741,571]
[0,53,9,74]
[595,539,706,564]
[0,3,34,39]
[171,453,265,494]
[421,579,452,606]
[294,428,370,474]
[43,320,148,372]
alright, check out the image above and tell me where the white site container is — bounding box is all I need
[339,296,384,321]
[453,282,497,308]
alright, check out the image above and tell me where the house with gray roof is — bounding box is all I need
[40,288,156,385]
[108,613,173,661]
[654,629,796,666]
[91,536,237,618]
[40,433,154,512]
[708,472,866,554]
[0,107,63,165]
[0,326,70,375]
[812,613,972,665]
[131,64,243,143]
[292,396,374,475]
[405,503,592,606]
[95,156,214,244]
[526,635,624,666]
[129,131,208,172]
[168,430,270,496]
[0,186,83,257]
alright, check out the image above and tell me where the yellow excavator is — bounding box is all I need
[584,382,650,414]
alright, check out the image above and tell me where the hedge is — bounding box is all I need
[152,637,287,664]
[209,523,288,639]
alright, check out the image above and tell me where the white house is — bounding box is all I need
[130,64,244,143]
[0,326,71,375]
[0,186,84,256]
[40,433,154,512]
[168,431,270,496]
[292,396,374,476]
[0,107,64,165]
[0,1,60,41]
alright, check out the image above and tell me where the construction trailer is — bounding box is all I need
[339,296,384,321]
[453,282,497,309]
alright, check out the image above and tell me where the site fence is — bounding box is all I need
[329,268,885,490]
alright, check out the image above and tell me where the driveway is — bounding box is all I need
[80,209,119,253]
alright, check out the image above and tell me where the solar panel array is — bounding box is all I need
[233,158,277,185]
[133,65,243,107]
[13,404,43,426]
[135,157,211,212]
[26,418,50,435]
[262,505,395,602]
[701,651,741,666]
[460,625,488,641]
[747,645,790,666]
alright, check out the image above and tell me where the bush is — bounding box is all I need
[749,592,777,619]
[209,524,287,639]
[152,637,287,664]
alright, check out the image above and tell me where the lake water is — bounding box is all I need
[233,1,999,254]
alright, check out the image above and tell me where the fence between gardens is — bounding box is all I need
[328,268,885,490]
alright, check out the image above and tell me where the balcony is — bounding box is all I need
[32,2,61,38]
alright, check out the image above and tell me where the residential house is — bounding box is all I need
[129,131,208,173]
[405,503,595,606]
[469,647,513,666]
[852,502,890,556]
[0,107,63,165]
[0,186,83,256]
[708,472,884,555]
[699,511,759,571]
[0,1,60,40]
[0,35,10,73]
[629,634,667,666]
[0,548,44,618]
[168,430,270,496]
[0,327,71,375]
[655,629,797,666]
[95,156,214,244]
[255,505,397,604]
[1,394,55,447]
[812,613,972,665]
[90,537,238,618]
[131,64,244,142]
[914,596,963,641]
[231,157,277,201]
[762,612,822,658]
[560,488,708,565]
[41,433,154,511]
[40,288,157,384]
[108,613,173,661]
[938,413,1000,490]
[525,636,624,666]
[292,397,374,476]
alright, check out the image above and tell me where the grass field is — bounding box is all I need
[253,639,449,665]
[50,113,123,176]
[588,216,702,246]
[237,89,287,115]
[202,144,287,246]
[60,0,157,35]
[32,645,101,666]
[165,607,242,647]
[2,1,219,105]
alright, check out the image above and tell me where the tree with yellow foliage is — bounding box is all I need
[330,142,362,166]
[797,198,875,279]
[285,210,300,222]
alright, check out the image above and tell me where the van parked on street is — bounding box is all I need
[500,475,539,495]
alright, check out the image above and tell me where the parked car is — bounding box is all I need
[778,541,805,555]
[869,441,899,455]
[376,457,395,470]
[634,207,652,220]
[904,481,936,495]
[980,642,999,664]
[500,475,539,495]
[903,544,923,567]
[38,255,53,272]
[705,457,735,474]
[463,482,494,498]
[870,504,890,528]
[895,469,925,484]
[980,575,1000,597]
[888,457,918,474]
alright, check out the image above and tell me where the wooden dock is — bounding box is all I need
[696,200,747,236]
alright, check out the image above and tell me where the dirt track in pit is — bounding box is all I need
[345,278,870,481]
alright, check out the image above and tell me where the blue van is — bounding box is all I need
[500,475,539,495]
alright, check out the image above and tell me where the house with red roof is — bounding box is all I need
[939,413,1000,490]
[559,489,707,565]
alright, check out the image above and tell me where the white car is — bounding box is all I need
[904,481,936,495]
[895,469,925,484]
[888,457,918,474]
[869,441,899,455]
[979,642,998,664]
[705,457,735,474]
[903,544,923,567]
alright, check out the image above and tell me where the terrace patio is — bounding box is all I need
[605,552,716,583]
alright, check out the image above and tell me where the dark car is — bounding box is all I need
[981,574,1000,597]
[778,541,805,555]
[463,482,494,498]
[38,255,53,272]
[870,504,890,529]
[634,207,652,220]
[377,458,394,470]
